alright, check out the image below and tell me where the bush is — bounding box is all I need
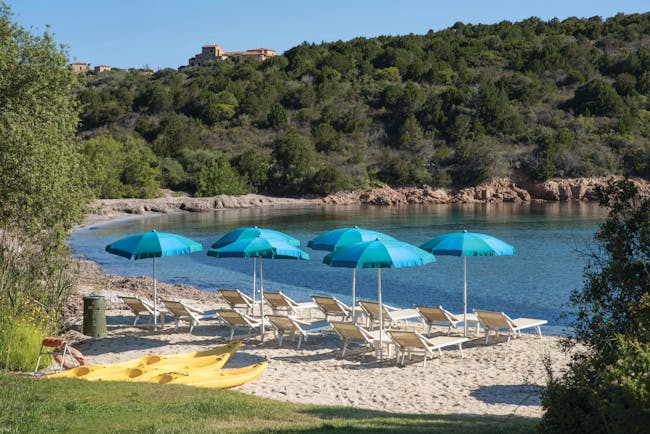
[159,157,186,190]
[449,139,495,187]
[569,79,625,117]
[271,131,322,194]
[541,179,650,433]
[542,335,650,433]
[232,149,270,192]
[82,135,161,198]
[0,317,48,372]
[195,154,248,197]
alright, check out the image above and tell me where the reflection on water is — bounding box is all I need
[70,202,608,335]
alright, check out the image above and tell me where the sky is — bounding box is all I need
[5,0,649,70]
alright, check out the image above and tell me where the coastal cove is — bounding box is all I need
[70,201,607,334]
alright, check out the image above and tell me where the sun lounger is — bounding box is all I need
[218,289,259,315]
[216,309,261,342]
[329,321,389,361]
[161,299,220,333]
[474,309,548,345]
[265,315,330,349]
[416,305,480,336]
[263,291,317,317]
[311,295,355,321]
[358,301,419,330]
[387,330,468,367]
[118,295,167,326]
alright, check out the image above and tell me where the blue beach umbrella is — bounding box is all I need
[419,231,515,336]
[211,226,300,248]
[308,226,396,320]
[105,230,203,327]
[323,238,435,358]
[211,226,300,304]
[208,235,309,343]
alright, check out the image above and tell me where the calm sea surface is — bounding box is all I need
[68,202,607,335]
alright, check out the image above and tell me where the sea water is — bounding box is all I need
[68,202,607,335]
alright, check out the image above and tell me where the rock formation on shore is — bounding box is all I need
[89,176,650,217]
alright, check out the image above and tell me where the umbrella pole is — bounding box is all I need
[252,257,257,306]
[463,256,467,337]
[351,268,356,323]
[260,256,264,345]
[378,268,383,360]
[153,257,157,329]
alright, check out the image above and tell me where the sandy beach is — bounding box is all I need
[57,257,574,419]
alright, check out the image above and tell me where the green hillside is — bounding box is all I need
[77,13,650,198]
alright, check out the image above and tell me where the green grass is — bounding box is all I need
[0,373,539,433]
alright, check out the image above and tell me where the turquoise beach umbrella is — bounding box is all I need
[419,231,515,336]
[308,226,396,320]
[211,226,300,249]
[323,238,435,358]
[208,235,309,343]
[208,237,309,260]
[211,226,300,307]
[105,230,203,327]
[308,226,395,251]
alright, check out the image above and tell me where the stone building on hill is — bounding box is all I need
[70,62,89,74]
[94,65,112,73]
[187,44,275,67]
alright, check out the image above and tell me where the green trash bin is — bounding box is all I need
[83,295,107,338]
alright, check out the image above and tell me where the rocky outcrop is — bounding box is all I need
[523,176,650,201]
[324,178,533,206]
[454,178,530,203]
[86,177,650,220]
[323,176,650,206]
[89,194,320,217]
[324,186,450,206]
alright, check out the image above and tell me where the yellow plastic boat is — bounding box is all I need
[48,341,240,380]
[95,359,245,382]
[150,361,268,389]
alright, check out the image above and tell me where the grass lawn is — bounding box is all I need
[0,373,539,433]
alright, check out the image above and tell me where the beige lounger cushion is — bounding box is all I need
[388,330,468,366]
[474,309,548,344]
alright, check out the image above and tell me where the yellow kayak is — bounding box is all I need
[97,359,245,382]
[110,341,241,368]
[151,361,268,389]
[48,341,240,380]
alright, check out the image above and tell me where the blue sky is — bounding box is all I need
[6,0,649,70]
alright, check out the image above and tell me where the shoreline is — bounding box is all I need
[72,192,584,335]
[84,176,650,226]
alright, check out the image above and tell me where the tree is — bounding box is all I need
[0,4,90,363]
[271,131,322,194]
[159,157,186,190]
[312,122,341,153]
[541,179,650,433]
[232,149,270,192]
[0,4,89,250]
[152,113,202,157]
[195,153,248,197]
[120,138,161,198]
[449,139,495,187]
[82,135,127,198]
[569,79,625,117]
[569,179,650,352]
[134,81,172,113]
[82,135,161,198]
[268,103,288,130]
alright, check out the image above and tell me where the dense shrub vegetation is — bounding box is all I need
[541,178,650,433]
[77,13,650,197]
[0,4,87,369]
